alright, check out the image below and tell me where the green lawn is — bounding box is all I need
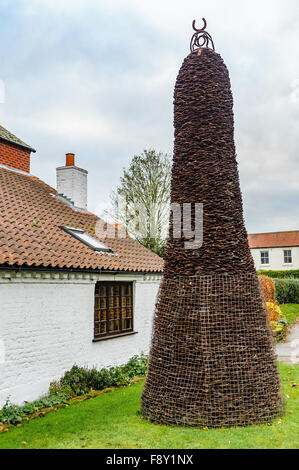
[0,363,298,449]
[280,304,299,326]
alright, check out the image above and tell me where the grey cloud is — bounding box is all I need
[0,0,298,231]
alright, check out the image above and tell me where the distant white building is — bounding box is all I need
[248,231,299,271]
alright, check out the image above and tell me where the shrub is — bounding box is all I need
[265,300,288,341]
[60,365,90,395]
[49,380,73,400]
[274,278,299,304]
[258,275,275,302]
[257,269,299,279]
[122,354,148,378]
[60,355,148,394]
[266,300,281,322]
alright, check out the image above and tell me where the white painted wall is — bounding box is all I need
[251,246,299,271]
[0,271,161,407]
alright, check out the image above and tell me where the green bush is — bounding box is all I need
[122,354,148,377]
[49,380,73,399]
[274,278,299,303]
[0,355,148,426]
[60,365,91,395]
[257,269,299,279]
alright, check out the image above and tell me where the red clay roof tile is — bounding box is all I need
[248,231,299,249]
[0,166,164,272]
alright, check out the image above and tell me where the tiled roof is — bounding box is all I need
[0,125,36,152]
[248,231,299,249]
[0,166,164,272]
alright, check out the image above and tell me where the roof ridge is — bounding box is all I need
[249,230,299,235]
[0,124,36,153]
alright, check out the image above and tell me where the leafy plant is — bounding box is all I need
[0,400,23,425]
[61,365,90,395]
[266,301,283,323]
[265,300,288,341]
[122,354,148,377]
[49,381,73,400]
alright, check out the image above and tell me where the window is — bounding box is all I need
[260,250,269,265]
[61,226,113,253]
[283,249,292,264]
[94,282,134,340]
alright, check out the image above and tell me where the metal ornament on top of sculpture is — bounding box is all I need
[190,18,215,52]
[141,20,284,427]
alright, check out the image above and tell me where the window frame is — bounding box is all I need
[260,250,270,265]
[61,226,113,253]
[93,281,136,342]
[283,249,292,264]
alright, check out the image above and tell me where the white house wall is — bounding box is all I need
[0,271,162,407]
[251,246,299,271]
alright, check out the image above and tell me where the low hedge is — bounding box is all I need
[257,269,299,279]
[273,278,299,304]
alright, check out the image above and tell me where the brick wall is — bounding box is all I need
[0,140,31,173]
[0,271,161,406]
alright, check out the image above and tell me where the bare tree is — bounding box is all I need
[107,149,171,257]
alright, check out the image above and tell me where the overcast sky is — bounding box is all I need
[0,0,298,233]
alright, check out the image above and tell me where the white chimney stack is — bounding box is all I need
[56,153,88,210]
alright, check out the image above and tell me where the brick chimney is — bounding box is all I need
[56,153,88,210]
[0,124,36,173]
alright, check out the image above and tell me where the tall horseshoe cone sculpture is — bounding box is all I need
[141,19,284,427]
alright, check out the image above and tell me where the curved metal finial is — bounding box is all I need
[190,18,215,52]
[192,18,207,32]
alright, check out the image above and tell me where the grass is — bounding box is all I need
[280,304,299,327]
[0,363,298,449]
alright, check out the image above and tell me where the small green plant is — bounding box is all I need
[49,380,73,400]
[122,354,148,377]
[0,400,23,425]
[273,317,288,341]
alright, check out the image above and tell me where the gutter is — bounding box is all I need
[0,264,163,276]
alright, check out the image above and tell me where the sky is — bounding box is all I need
[0,0,298,233]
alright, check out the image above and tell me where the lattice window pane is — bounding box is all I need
[94,282,134,338]
[284,249,292,264]
[260,251,269,265]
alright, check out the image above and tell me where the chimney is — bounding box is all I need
[0,124,36,173]
[56,153,88,210]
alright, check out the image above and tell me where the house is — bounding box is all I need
[0,124,163,407]
[248,231,299,271]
